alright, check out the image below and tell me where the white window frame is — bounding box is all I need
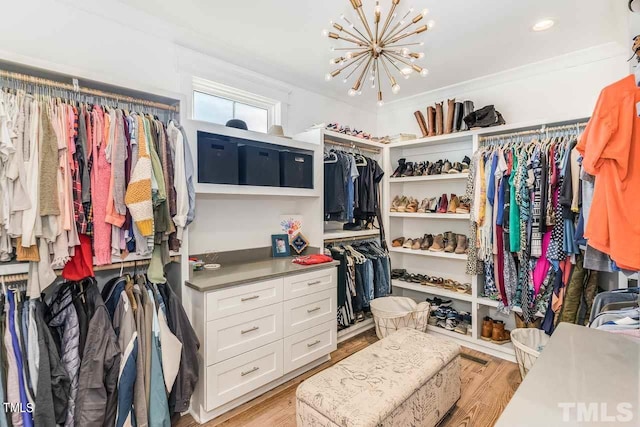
[192,76,281,129]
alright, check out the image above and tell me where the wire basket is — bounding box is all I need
[370,296,431,339]
[511,328,550,380]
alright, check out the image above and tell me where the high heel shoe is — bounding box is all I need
[391,158,407,178]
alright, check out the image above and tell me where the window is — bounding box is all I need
[192,77,280,133]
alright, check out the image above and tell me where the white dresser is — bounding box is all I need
[188,263,338,423]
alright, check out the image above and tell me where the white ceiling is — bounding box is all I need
[120,0,620,105]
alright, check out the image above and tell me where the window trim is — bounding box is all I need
[192,76,281,129]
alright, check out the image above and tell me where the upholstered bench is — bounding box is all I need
[296,328,461,427]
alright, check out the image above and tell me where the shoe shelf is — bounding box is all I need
[392,279,473,302]
[388,247,467,260]
[389,212,470,220]
[389,173,469,183]
[426,325,476,344]
[323,130,387,150]
[323,229,380,241]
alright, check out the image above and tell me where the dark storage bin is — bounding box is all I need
[239,145,280,186]
[197,131,239,184]
[280,151,313,189]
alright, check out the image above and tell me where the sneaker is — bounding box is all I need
[426,297,452,307]
[445,318,458,331]
[436,319,447,329]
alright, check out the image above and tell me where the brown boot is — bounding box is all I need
[444,98,455,134]
[481,317,494,341]
[515,312,526,329]
[411,237,423,250]
[420,234,433,250]
[448,194,459,213]
[435,102,444,135]
[428,234,445,252]
[454,234,468,254]
[444,232,456,253]
[492,320,511,344]
[414,110,428,137]
[426,106,436,137]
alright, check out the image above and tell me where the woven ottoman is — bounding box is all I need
[296,328,461,427]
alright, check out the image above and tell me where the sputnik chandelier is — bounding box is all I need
[323,0,434,106]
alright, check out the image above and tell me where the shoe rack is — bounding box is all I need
[382,125,521,362]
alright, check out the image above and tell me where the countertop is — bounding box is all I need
[185,258,340,292]
[496,323,639,427]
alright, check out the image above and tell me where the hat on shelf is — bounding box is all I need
[268,125,291,139]
[225,119,248,130]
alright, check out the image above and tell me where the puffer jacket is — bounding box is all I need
[48,289,80,427]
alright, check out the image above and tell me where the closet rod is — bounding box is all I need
[0,255,180,284]
[325,138,381,154]
[324,234,380,244]
[479,121,588,142]
[0,69,180,112]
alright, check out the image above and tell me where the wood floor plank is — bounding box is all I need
[178,329,521,427]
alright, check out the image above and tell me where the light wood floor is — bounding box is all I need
[177,329,521,427]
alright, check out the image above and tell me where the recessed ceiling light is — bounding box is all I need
[532,19,555,32]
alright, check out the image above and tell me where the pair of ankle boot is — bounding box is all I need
[428,232,467,254]
[481,317,511,344]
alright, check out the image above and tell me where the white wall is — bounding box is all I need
[377,43,629,136]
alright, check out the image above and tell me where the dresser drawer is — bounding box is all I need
[206,278,283,321]
[205,341,283,410]
[206,303,283,365]
[283,320,336,374]
[283,268,336,300]
[283,289,336,336]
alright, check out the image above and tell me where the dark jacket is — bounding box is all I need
[158,282,200,415]
[75,281,121,427]
[34,301,70,426]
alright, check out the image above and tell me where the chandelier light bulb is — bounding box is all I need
[427,19,436,28]
[322,29,329,37]
[345,52,353,59]
[348,89,357,97]
[391,84,401,94]
[409,8,414,13]
[422,9,429,17]
[417,52,425,59]
[401,67,414,75]
[325,73,333,81]
[377,100,385,107]
[357,91,362,95]
[343,78,348,83]
[401,48,410,57]
[400,20,405,25]
[420,68,429,77]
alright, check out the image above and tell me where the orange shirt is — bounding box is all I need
[576,75,640,269]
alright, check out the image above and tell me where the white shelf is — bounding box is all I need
[427,325,476,343]
[389,173,468,183]
[195,183,320,197]
[393,280,473,302]
[337,317,375,343]
[389,130,475,149]
[323,229,380,240]
[389,212,470,220]
[389,247,467,260]
[323,129,386,150]
[477,297,501,308]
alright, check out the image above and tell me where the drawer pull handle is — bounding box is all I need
[241,295,260,302]
[241,326,260,334]
[241,366,260,376]
[307,306,321,313]
[307,280,322,286]
[307,340,321,348]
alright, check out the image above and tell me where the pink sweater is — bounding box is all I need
[91,107,112,265]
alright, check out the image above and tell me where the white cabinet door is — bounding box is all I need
[206,303,283,366]
[206,278,283,321]
[206,341,283,410]
[283,289,336,336]
[283,320,336,374]
[283,268,336,300]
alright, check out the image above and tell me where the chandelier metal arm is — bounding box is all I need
[378,1,399,42]
[329,32,369,46]
[333,51,371,77]
[333,23,370,45]
[383,51,420,71]
[352,55,374,91]
[379,55,396,86]
[341,16,371,43]
[382,18,419,45]
[343,54,370,80]
[355,7,375,41]
[386,25,427,45]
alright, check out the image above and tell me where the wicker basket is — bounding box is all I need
[370,296,431,339]
[511,328,550,380]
